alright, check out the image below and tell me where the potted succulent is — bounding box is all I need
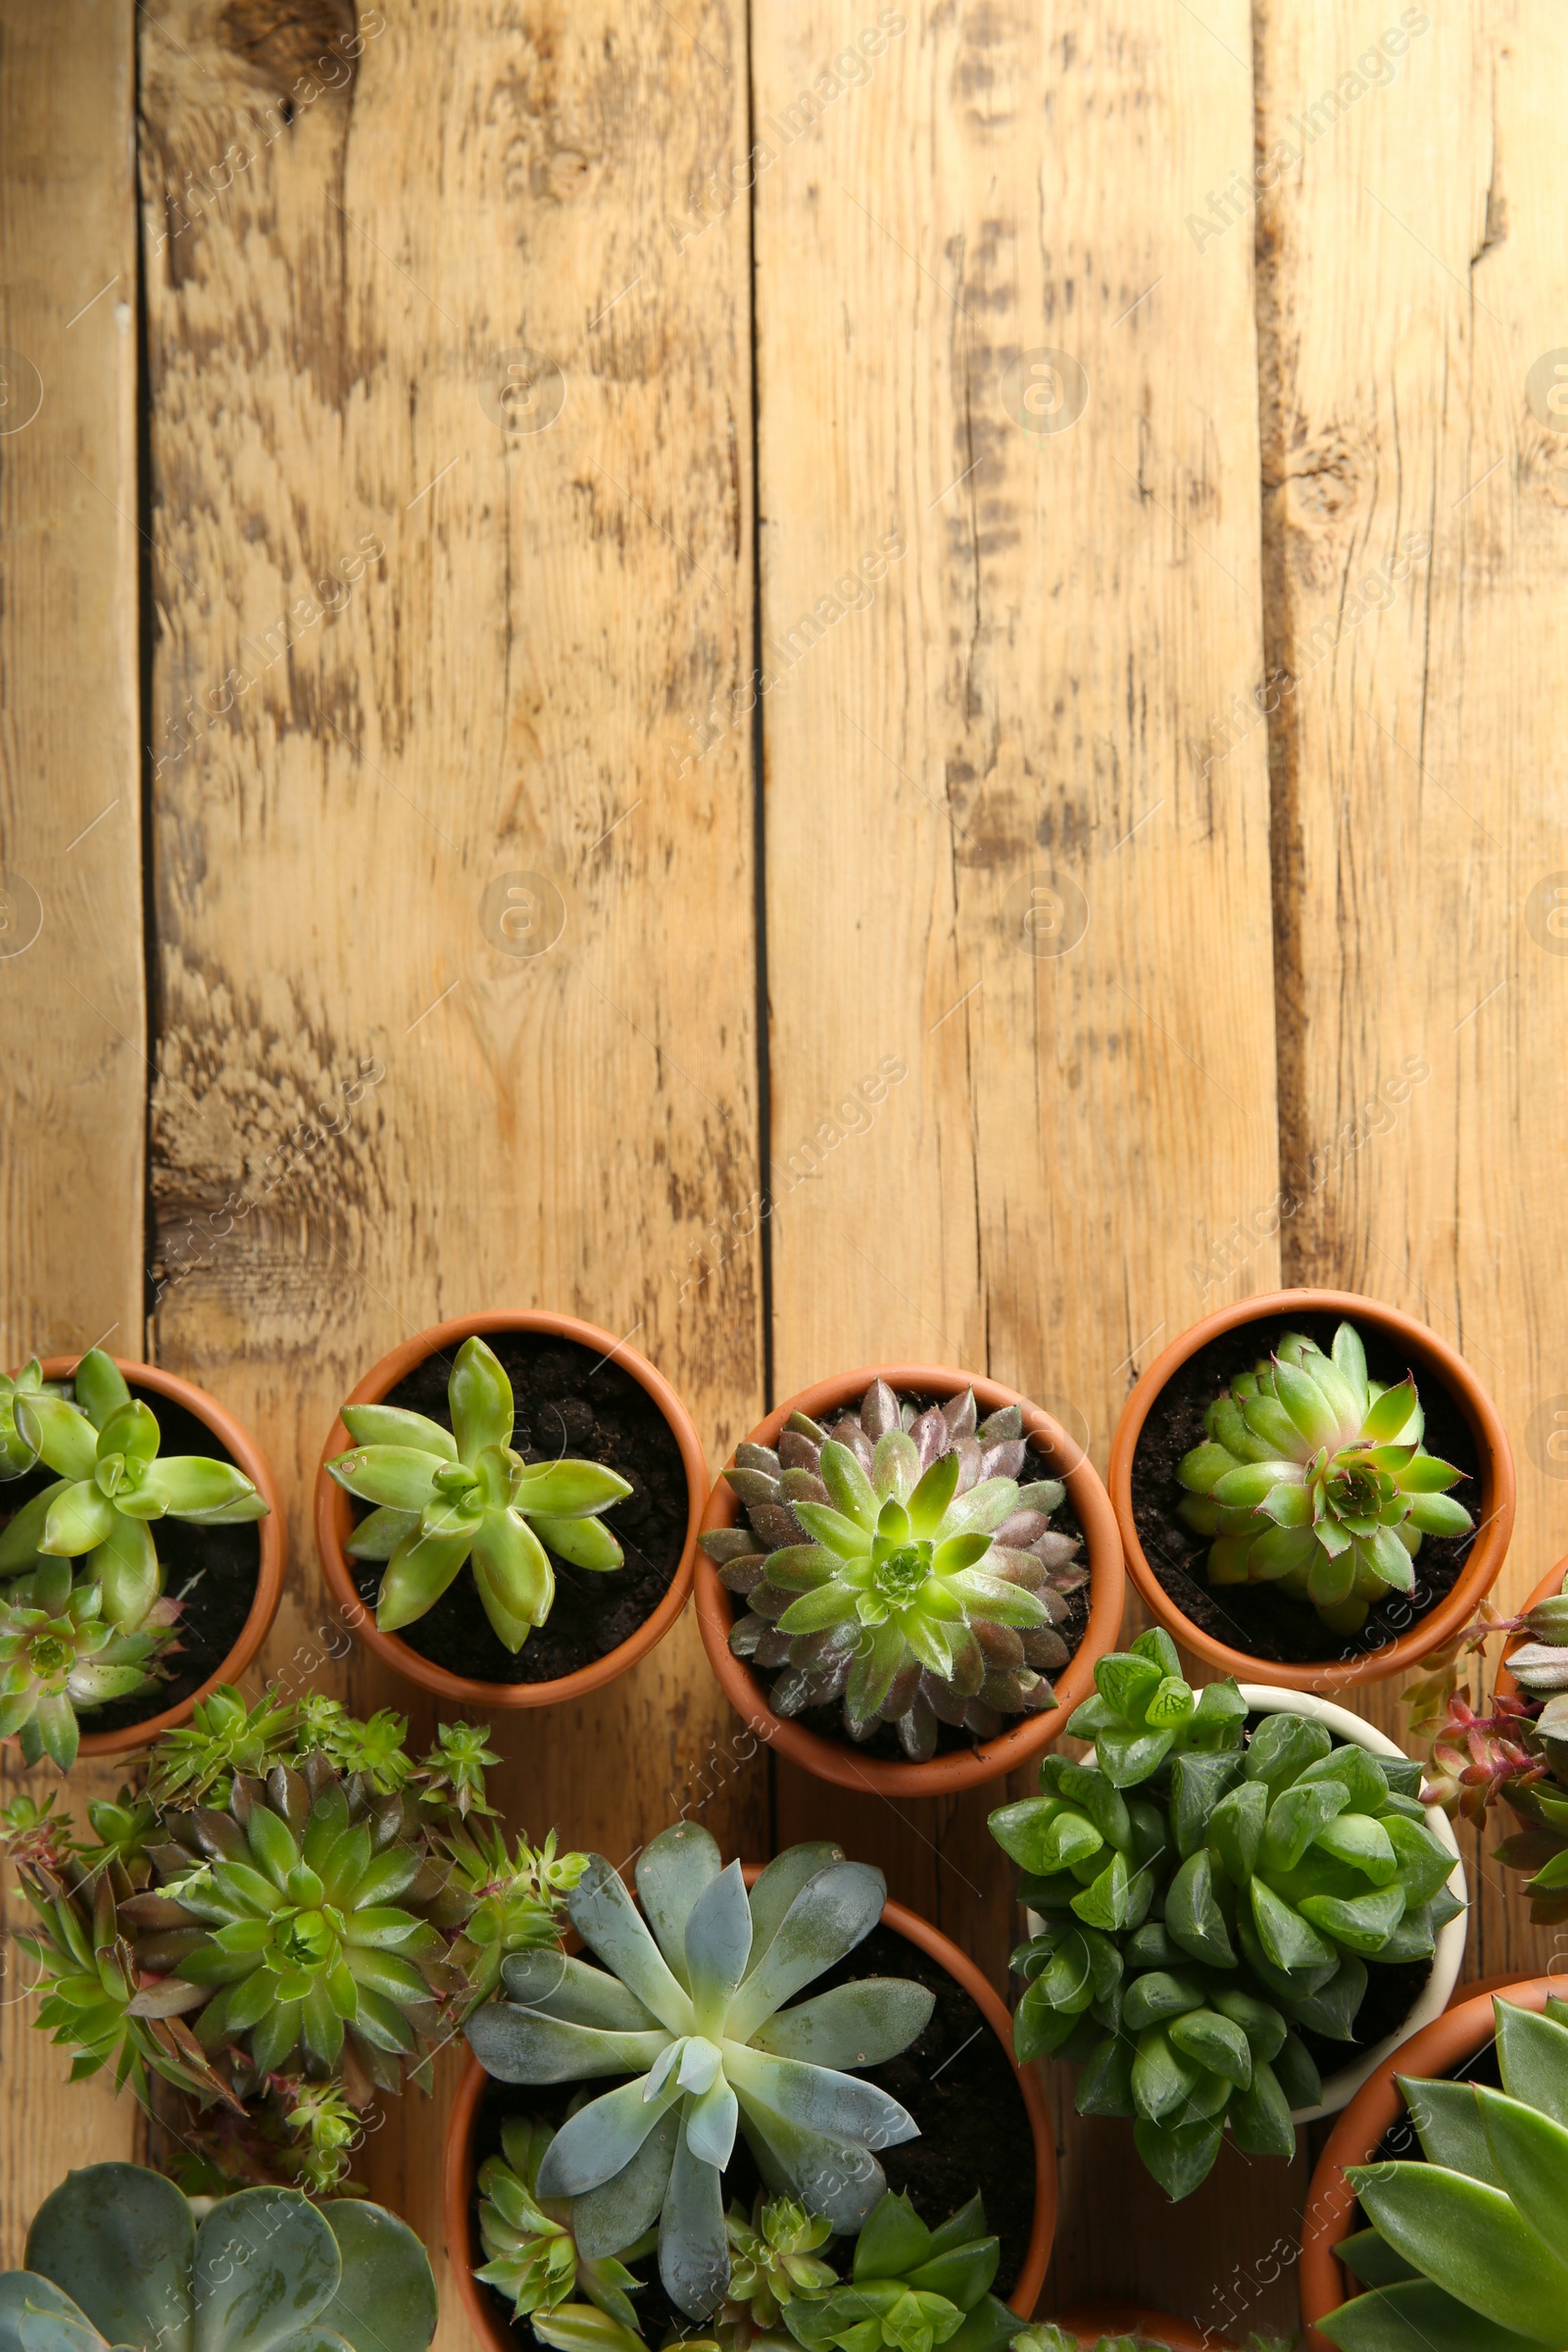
[695,1366,1124,1795]
[0,1680,586,2193]
[1413,1554,1568,1922]
[0,1349,281,1767]
[1,2158,437,2352]
[1107,1292,1513,1692]
[1020,2324,1293,2351]
[990,1631,1466,2199]
[445,1821,1056,2352]
[1298,1978,1567,2348]
[315,1310,708,1707]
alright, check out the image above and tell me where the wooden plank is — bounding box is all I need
[1253,0,1566,2022]
[0,0,146,2262]
[134,1,763,2333]
[752,0,1292,2324]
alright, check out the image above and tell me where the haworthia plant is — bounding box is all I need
[1176,1324,1472,1637]
[784,2191,1015,2352]
[704,1381,1085,1760]
[466,1822,934,2321]
[1323,1993,1568,2350]
[3,2160,436,2352]
[990,1631,1463,2198]
[0,1349,268,1632]
[326,1336,632,1649]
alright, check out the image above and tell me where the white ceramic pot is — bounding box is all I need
[1239,1683,1466,2120]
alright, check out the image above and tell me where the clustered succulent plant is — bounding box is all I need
[0,2160,436,2352]
[1417,1568,1568,1925]
[784,2190,1015,2352]
[466,1821,935,2320]
[0,1349,269,1767]
[1176,1324,1472,1637]
[702,1383,1085,1761]
[0,1683,584,2192]
[327,1335,632,1649]
[477,2115,654,2330]
[990,1631,1462,2198]
[1323,1993,1568,2349]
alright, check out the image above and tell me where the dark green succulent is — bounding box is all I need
[705,1382,1085,1760]
[784,2191,1014,2352]
[4,2160,436,2352]
[1176,1324,1471,1637]
[327,1335,632,1649]
[0,1348,268,1629]
[0,1555,180,1769]
[990,1632,1463,2198]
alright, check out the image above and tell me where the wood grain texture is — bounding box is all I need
[751,0,1292,2324]
[0,0,147,2264]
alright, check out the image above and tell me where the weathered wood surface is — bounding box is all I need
[4,0,1567,2342]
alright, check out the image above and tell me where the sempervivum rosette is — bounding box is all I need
[701,1382,1085,1761]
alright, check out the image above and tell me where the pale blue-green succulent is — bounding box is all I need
[466,1823,934,2322]
[3,2160,436,2352]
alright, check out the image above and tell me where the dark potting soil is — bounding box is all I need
[1128,1308,1482,1667]
[738,1391,1089,1763]
[467,1916,1035,2346]
[0,1382,261,1737]
[350,1329,691,1686]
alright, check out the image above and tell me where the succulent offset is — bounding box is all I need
[0,1348,268,1631]
[0,1683,584,2192]
[326,1335,632,1650]
[0,1554,181,1770]
[725,2193,837,2332]
[477,2114,652,2328]
[1176,1324,1472,1637]
[1323,1992,1568,2350]
[990,1630,1463,2198]
[703,1382,1085,1761]
[2,2159,436,2352]
[784,2191,1015,2352]
[466,1821,934,2320]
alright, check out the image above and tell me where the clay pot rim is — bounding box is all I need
[1298,1974,1561,2350]
[443,1874,1058,2352]
[1054,2308,1235,2350]
[1494,1549,1568,1702]
[18,1354,286,1759]
[694,1361,1125,1797]
[314,1309,708,1709]
[1107,1287,1516,1693]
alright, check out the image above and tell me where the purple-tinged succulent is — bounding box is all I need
[701,1382,1085,1762]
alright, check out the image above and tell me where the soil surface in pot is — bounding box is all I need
[0,1383,262,1737]
[351,1330,689,1686]
[738,1391,1089,1763]
[1129,1308,1481,1667]
[466,1918,1037,2346]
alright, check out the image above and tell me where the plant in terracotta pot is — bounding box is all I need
[990,1632,1466,2197]
[0,1682,585,2194]
[0,1348,281,1764]
[447,1825,1055,2352]
[696,1366,1124,1797]
[1019,2326,1295,2351]
[316,1311,707,1708]
[1108,1291,1513,1693]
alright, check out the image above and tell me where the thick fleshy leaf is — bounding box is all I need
[1317,2279,1546,2352]
[530,1514,623,1571]
[86,1514,161,1629]
[192,2190,341,2352]
[684,2073,739,2169]
[11,2294,108,2352]
[465,2003,665,2082]
[137,1459,261,1520]
[318,2200,437,2352]
[724,1862,885,2042]
[20,1397,101,1483]
[684,1861,753,2035]
[906,1453,959,1539]
[791,1501,872,1560]
[1251,1879,1334,1973]
[636,1823,723,1988]
[500,1950,659,2032]
[449,1339,514,1462]
[751,1980,933,2068]
[24,2163,194,2352]
[1348,2160,1568,2342]
[1297,1886,1406,1954]
[1361,1377,1418,1443]
[341,1404,457,1459]
[0,1480,68,1569]
[514,1461,632,1518]
[375,1526,474,1632]
[343,1506,419,1562]
[38,1484,117,1557]
[724,2044,918,2150]
[745,1844,844,1970]
[1397,2078,1500,2183]
[537,2077,685,2199]
[328,1447,442,1511]
[1475,2082,1568,2261]
[74,1351,132,1432]
[854,2191,933,2280]
[1496,2001,1568,2126]
[571,2107,679,2260]
[471,1513,554,1635]
[0,2278,100,2352]
[569,1855,695,2036]
[95,1401,162,1466]
[737,2101,886,2231]
[659,2112,729,2321]
[1406,1493,1474,1539]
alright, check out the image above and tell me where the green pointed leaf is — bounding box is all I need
[341,1403,457,1458]
[906,1452,960,1537]
[89,1514,161,1629]
[447,1338,514,1462]
[1164,1848,1236,1969]
[1317,2279,1547,2352]
[1251,1878,1334,1972]
[374,1526,474,1633]
[1228,2058,1295,2158]
[1495,2000,1568,2125]
[1406,1493,1475,1539]
[853,2191,932,2282]
[138,1458,260,1519]
[530,1513,624,1571]
[328,1446,442,1511]
[818,1441,879,1533]
[38,1484,117,1556]
[1297,1885,1406,1955]
[514,1460,633,1517]
[21,1397,100,1482]
[1348,2160,1568,2343]
[73,1351,131,1432]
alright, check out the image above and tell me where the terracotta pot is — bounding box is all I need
[444,1876,1058,2352]
[1055,2310,1235,2350]
[13,1354,285,1759]
[1494,1549,1568,1703]
[1108,1288,1514,1694]
[695,1363,1125,1797]
[315,1309,707,1708]
[1298,1975,1560,2350]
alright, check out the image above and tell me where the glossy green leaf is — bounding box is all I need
[529,1514,623,1571]
[89,1515,160,1630]
[514,1461,633,1518]
[471,1513,554,1643]
[448,1339,514,1463]
[191,2190,340,2352]
[374,1527,473,1633]
[1475,2082,1568,2262]
[340,1404,457,1458]
[21,1398,100,1483]
[1348,2159,1568,2342]
[24,2162,194,2352]
[138,1460,259,1520]
[1317,2278,1546,2352]
[38,1485,117,1557]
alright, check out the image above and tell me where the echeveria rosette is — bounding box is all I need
[477,2113,653,2328]
[783,2190,1015,2352]
[0,1348,268,1631]
[1322,1993,1568,2351]
[466,1822,934,2322]
[7,2159,437,2352]
[726,2194,837,2331]
[1176,1323,1472,1638]
[989,1632,1463,2199]
[0,1554,180,1770]
[327,1335,632,1651]
[704,1382,1085,1762]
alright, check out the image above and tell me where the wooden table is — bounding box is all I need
[2,2,1561,2340]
